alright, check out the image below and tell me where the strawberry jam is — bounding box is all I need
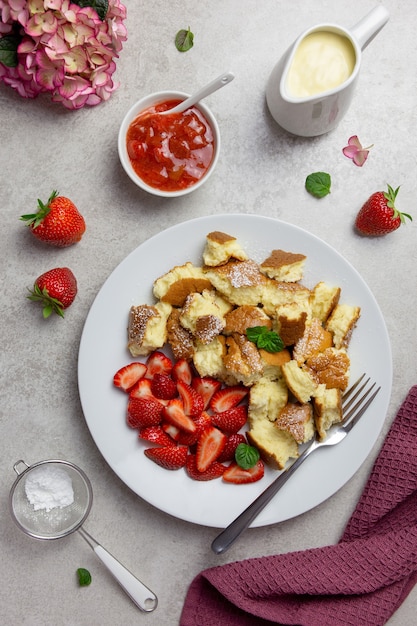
[126,99,215,192]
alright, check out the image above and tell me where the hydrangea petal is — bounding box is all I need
[342,145,359,159]
[352,150,370,167]
[347,135,362,149]
[342,135,372,167]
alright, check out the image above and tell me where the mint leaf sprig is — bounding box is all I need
[235,443,260,470]
[77,568,92,586]
[305,171,331,198]
[175,27,194,52]
[246,326,284,353]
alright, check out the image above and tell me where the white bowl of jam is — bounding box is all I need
[118,91,220,197]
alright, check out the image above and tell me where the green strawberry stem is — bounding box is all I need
[20,190,59,227]
[385,185,412,224]
[27,285,65,318]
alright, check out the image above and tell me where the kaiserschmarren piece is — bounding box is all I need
[325,303,361,349]
[313,385,343,440]
[179,289,232,344]
[203,231,248,266]
[275,402,315,444]
[310,281,341,323]
[153,262,212,307]
[260,249,306,282]
[128,302,172,357]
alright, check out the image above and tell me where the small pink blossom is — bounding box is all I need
[25,11,58,37]
[0,0,127,109]
[342,135,373,167]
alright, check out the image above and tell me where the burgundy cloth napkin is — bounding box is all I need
[180,386,417,626]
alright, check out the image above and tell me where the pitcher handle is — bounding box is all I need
[351,5,389,51]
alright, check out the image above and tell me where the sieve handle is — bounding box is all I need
[78,527,158,612]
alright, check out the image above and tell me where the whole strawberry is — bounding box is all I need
[20,190,86,247]
[28,268,78,318]
[355,185,412,236]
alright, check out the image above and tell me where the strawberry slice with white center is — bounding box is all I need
[129,377,153,399]
[191,376,222,409]
[127,396,164,428]
[176,411,212,446]
[172,358,193,384]
[139,425,176,447]
[162,422,181,442]
[144,446,188,470]
[186,454,226,481]
[163,398,197,433]
[211,405,248,434]
[177,380,204,417]
[222,459,264,484]
[145,351,173,379]
[209,385,249,412]
[113,362,147,392]
[196,425,227,473]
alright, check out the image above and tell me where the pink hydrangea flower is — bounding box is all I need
[342,135,373,167]
[0,0,127,108]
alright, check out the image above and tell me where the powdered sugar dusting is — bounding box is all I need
[25,465,74,512]
[226,260,265,288]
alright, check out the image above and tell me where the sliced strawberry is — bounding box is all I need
[186,454,226,481]
[163,398,197,434]
[139,425,175,447]
[113,362,147,392]
[129,378,153,399]
[211,405,248,434]
[144,445,188,470]
[176,411,212,446]
[177,380,204,417]
[196,426,227,473]
[209,385,249,413]
[222,459,265,484]
[191,376,222,409]
[145,351,173,379]
[151,373,177,400]
[217,433,247,462]
[127,396,164,428]
[172,359,193,384]
[162,421,181,442]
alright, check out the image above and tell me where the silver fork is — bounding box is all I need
[211,375,380,555]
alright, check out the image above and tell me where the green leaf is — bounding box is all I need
[27,286,65,319]
[305,172,331,198]
[235,443,260,470]
[77,568,92,586]
[0,34,20,68]
[175,27,194,52]
[71,0,109,21]
[246,326,284,353]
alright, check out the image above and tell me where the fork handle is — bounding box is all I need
[211,441,316,554]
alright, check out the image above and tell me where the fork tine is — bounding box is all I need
[343,380,377,418]
[342,374,366,403]
[343,375,372,412]
[342,385,381,433]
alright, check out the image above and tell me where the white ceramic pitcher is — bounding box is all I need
[266,6,389,137]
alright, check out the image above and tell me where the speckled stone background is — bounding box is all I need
[1,1,416,624]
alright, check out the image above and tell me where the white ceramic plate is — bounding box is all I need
[78,215,392,528]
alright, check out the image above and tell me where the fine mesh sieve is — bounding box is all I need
[10,460,92,539]
[10,459,157,612]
